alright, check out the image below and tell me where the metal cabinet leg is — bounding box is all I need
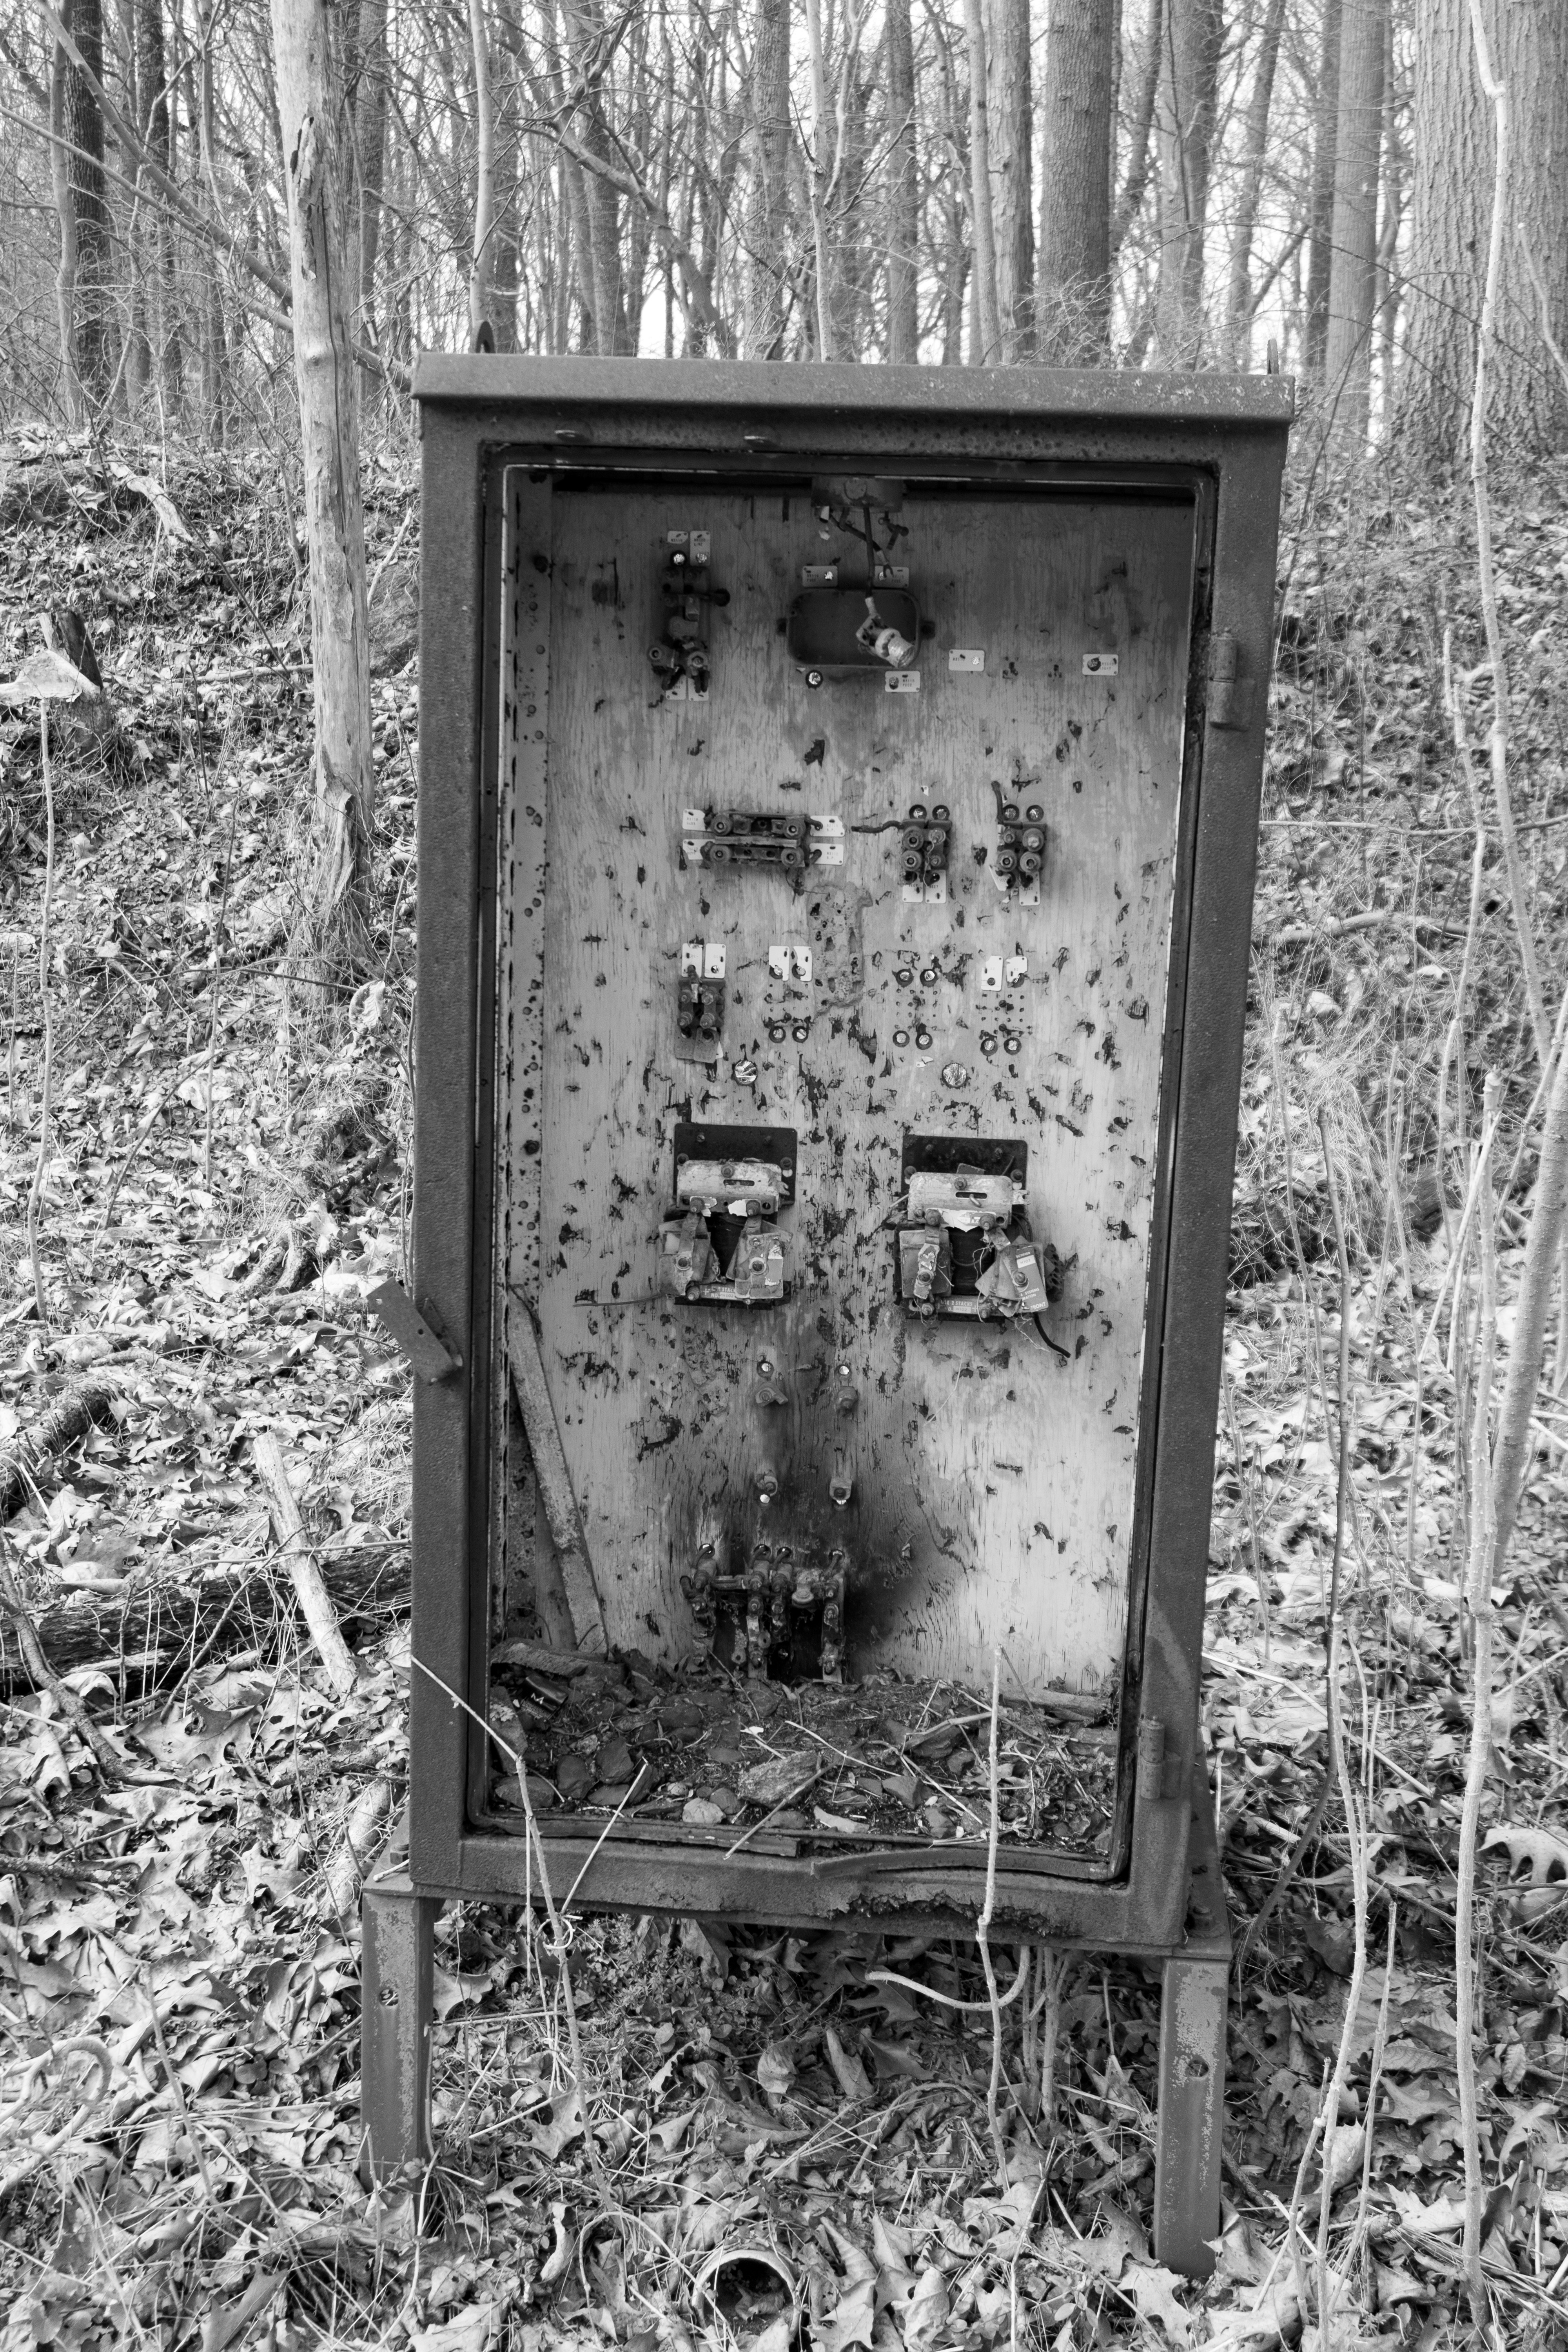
[1152,1947,1228,2277]
[360,1871,438,2183]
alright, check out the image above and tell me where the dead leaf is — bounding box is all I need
[824,2026,872,2102]
[1324,2120,1365,2194]
[813,2279,876,2352]
[539,2202,575,2285]
[408,2303,504,2352]
[895,2266,948,2351]
[757,2042,796,2102]
[199,2272,284,2352]
[1120,2259,1194,2345]
[530,2091,585,2159]
[737,1753,820,1806]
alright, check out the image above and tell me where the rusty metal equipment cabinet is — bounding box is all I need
[367,358,1291,2273]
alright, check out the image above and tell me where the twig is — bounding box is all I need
[146,1975,217,2204]
[1235,1775,1331,1970]
[1487,1026,1568,1578]
[1285,2069,1330,2328]
[1315,1121,1372,2345]
[505,1296,608,1652]
[1463,0,1547,1071]
[203,781,245,1188]
[1430,737,1485,1248]
[0,2036,113,2200]
[1224,1364,1271,1657]
[252,1429,358,1696]
[974,1647,1007,2180]
[1347,1903,1398,2274]
[25,702,58,1328]
[320,1774,395,1918]
[98,1056,207,1230]
[1457,1073,1501,2330]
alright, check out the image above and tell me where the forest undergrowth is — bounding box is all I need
[0,417,1566,2350]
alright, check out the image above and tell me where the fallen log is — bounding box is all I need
[0,1380,117,1521]
[0,1546,409,1695]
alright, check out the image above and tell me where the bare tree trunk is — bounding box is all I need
[1036,0,1114,361]
[269,0,375,984]
[1155,0,1221,362]
[1224,0,1287,366]
[354,0,388,351]
[1304,0,1343,374]
[49,1,82,421]
[566,1,631,354]
[985,0,1033,359]
[744,0,791,357]
[1372,0,1401,424]
[1402,0,1568,466]
[1324,0,1387,440]
[194,0,229,439]
[804,0,836,358]
[1111,0,1160,260]
[468,0,496,339]
[886,0,918,362]
[62,0,116,408]
[963,0,1002,362]
[136,0,183,405]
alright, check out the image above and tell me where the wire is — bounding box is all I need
[867,1948,1032,2015]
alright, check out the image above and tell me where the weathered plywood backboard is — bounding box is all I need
[499,473,1198,1706]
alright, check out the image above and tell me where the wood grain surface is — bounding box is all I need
[504,478,1196,1699]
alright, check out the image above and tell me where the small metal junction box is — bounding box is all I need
[367,358,1291,2272]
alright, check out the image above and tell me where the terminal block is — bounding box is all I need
[681,1539,848,1682]
[649,528,729,702]
[681,809,845,872]
[675,942,726,1060]
[657,1124,795,1306]
[900,802,951,903]
[991,788,1047,906]
[893,1139,1063,1323]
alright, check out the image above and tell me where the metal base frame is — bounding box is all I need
[359,1779,1230,2278]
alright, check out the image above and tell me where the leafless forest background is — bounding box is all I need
[5,0,1568,2347]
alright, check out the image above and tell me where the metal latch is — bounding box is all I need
[368,1279,463,1383]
